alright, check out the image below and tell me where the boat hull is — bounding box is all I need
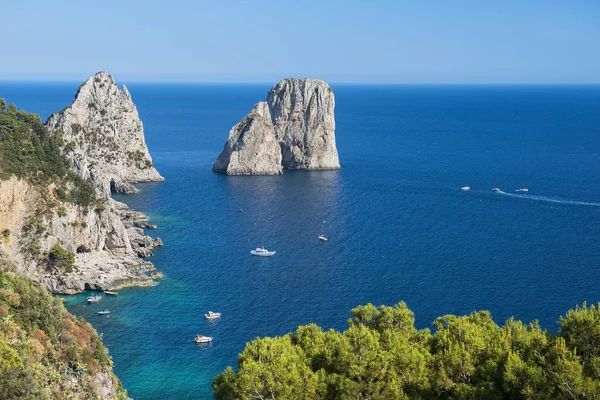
[250,251,276,256]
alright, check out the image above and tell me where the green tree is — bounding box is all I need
[47,243,76,273]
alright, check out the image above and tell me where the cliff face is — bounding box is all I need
[268,78,339,170]
[46,72,164,195]
[0,178,160,294]
[213,102,282,175]
[0,72,163,294]
[213,78,340,175]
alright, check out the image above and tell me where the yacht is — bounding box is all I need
[492,188,501,193]
[194,334,213,343]
[104,290,118,296]
[204,311,221,320]
[517,188,529,192]
[98,310,110,315]
[461,186,471,191]
[250,247,276,257]
[87,295,102,303]
[318,235,329,241]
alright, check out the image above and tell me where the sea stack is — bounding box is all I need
[213,78,340,175]
[46,71,164,194]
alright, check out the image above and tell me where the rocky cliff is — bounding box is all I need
[212,102,282,175]
[213,78,340,175]
[46,72,164,195]
[0,72,163,294]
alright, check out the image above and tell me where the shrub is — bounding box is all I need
[47,243,76,273]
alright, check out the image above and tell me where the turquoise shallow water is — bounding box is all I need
[2,83,600,399]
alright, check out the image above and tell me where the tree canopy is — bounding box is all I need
[213,302,600,399]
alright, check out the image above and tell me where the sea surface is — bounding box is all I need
[1,82,600,399]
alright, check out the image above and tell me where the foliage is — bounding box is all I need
[0,271,129,399]
[214,302,600,399]
[47,243,76,273]
[0,99,98,207]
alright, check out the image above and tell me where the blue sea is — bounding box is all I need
[1,82,600,399]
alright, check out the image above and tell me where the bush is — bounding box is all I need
[0,99,99,208]
[47,243,76,273]
[0,271,127,398]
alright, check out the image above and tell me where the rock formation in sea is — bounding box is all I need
[213,78,340,175]
[46,71,164,195]
[0,72,164,294]
[212,102,282,175]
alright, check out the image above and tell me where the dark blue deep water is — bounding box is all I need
[1,82,600,399]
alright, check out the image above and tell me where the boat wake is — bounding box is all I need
[494,190,600,207]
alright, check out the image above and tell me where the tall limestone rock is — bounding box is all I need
[46,71,164,195]
[0,72,164,294]
[213,102,282,175]
[213,78,340,175]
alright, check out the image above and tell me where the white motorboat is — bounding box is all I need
[194,334,213,343]
[318,235,329,241]
[104,290,118,296]
[250,247,276,257]
[517,188,529,192]
[204,311,221,320]
[492,188,501,193]
[461,186,471,191]
[98,310,110,315]
[87,295,102,303]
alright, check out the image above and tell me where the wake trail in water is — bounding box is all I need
[495,190,600,207]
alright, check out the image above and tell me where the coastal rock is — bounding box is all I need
[0,177,162,293]
[46,71,164,195]
[269,78,339,170]
[213,78,339,175]
[0,72,165,294]
[213,102,282,175]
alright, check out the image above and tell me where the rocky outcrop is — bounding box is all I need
[213,102,282,175]
[213,78,340,175]
[46,71,164,195]
[0,177,161,294]
[0,72,165,294]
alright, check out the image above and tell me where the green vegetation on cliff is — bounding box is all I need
[0,269,128,399]
[0,99,97,207]
[213,302,600,399]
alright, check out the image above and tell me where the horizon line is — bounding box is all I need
[1,78,599,86]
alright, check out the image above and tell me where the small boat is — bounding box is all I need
[204,311,221,320]
[194,334,213,343]
[98,310,110,315]
[104,290,118,296]
[517,188,529,192]
[87,295,102,303]
[461,186,471,191]
[250,247,276,257]
[318,235,329,241]
[492,188,501,193]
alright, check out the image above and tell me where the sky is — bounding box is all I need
[1,0,599,83]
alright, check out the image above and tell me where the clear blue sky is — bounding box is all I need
[2,0,599,83]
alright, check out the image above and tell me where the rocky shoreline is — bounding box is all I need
[0,72,165,295]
